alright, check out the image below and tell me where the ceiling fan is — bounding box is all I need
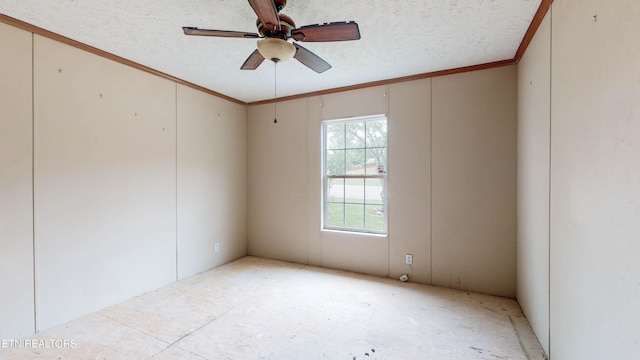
[182,0,361,73]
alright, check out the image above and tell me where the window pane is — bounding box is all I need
[326,123,345,150]
[326,149,345,175]
[365,204,385,232]
[365,119,387,148]
[326,202,345,228]
[365,178,384,204]
[346,122,365,149]
[345,148,365,174]
[345,178,364,204]
[344,203,365,229]
[327,178,345,202]
[365,148,387,175]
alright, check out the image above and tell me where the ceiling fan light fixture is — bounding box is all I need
[257,38,296,63]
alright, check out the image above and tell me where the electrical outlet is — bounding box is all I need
[405,253,413,265]
[214,243,219,253]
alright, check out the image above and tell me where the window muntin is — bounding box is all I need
[322,115,387,234]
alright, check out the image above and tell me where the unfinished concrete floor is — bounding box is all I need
[1,256,546,359]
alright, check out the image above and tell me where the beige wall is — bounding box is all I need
[517,0,640,358]
[247,99,310,264]
[388,80,432,284]
[0,22,35,339]
[0,24,247,337]
[431,67,517,297]
[516,11,551,354]
[248,66,517,297]
[550,0,640,358]
[33,35,178,331]
[177,85,247,280]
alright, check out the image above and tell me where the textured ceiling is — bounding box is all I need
[0,0,541,103]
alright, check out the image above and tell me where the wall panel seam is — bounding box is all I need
[31,31,38,334]
[547,4,553,357]
[175,83,179,282]
[429,79,433,285]
[305,97,310,265]
[385,85,390,277]
[31,33,41,334]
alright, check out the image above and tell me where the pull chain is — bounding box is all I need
[273,62,278,124]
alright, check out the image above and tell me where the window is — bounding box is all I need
[322,115,388,234]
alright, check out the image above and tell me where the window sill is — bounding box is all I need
[321,228,388,238]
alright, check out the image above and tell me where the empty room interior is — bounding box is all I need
[1,0,639,359]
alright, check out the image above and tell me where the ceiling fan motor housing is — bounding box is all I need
[257,13,296,39]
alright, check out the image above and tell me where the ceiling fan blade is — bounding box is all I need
[241,49,266,70]
[183,27,260,38]
[248,0,280,28]
[293,43,331,73]
[291,22,360,42]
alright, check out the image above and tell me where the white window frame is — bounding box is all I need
[321,114,388,235]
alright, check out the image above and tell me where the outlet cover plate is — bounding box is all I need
[405,254,413,265]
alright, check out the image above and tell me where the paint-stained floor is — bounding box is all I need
[0,256,547,359]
